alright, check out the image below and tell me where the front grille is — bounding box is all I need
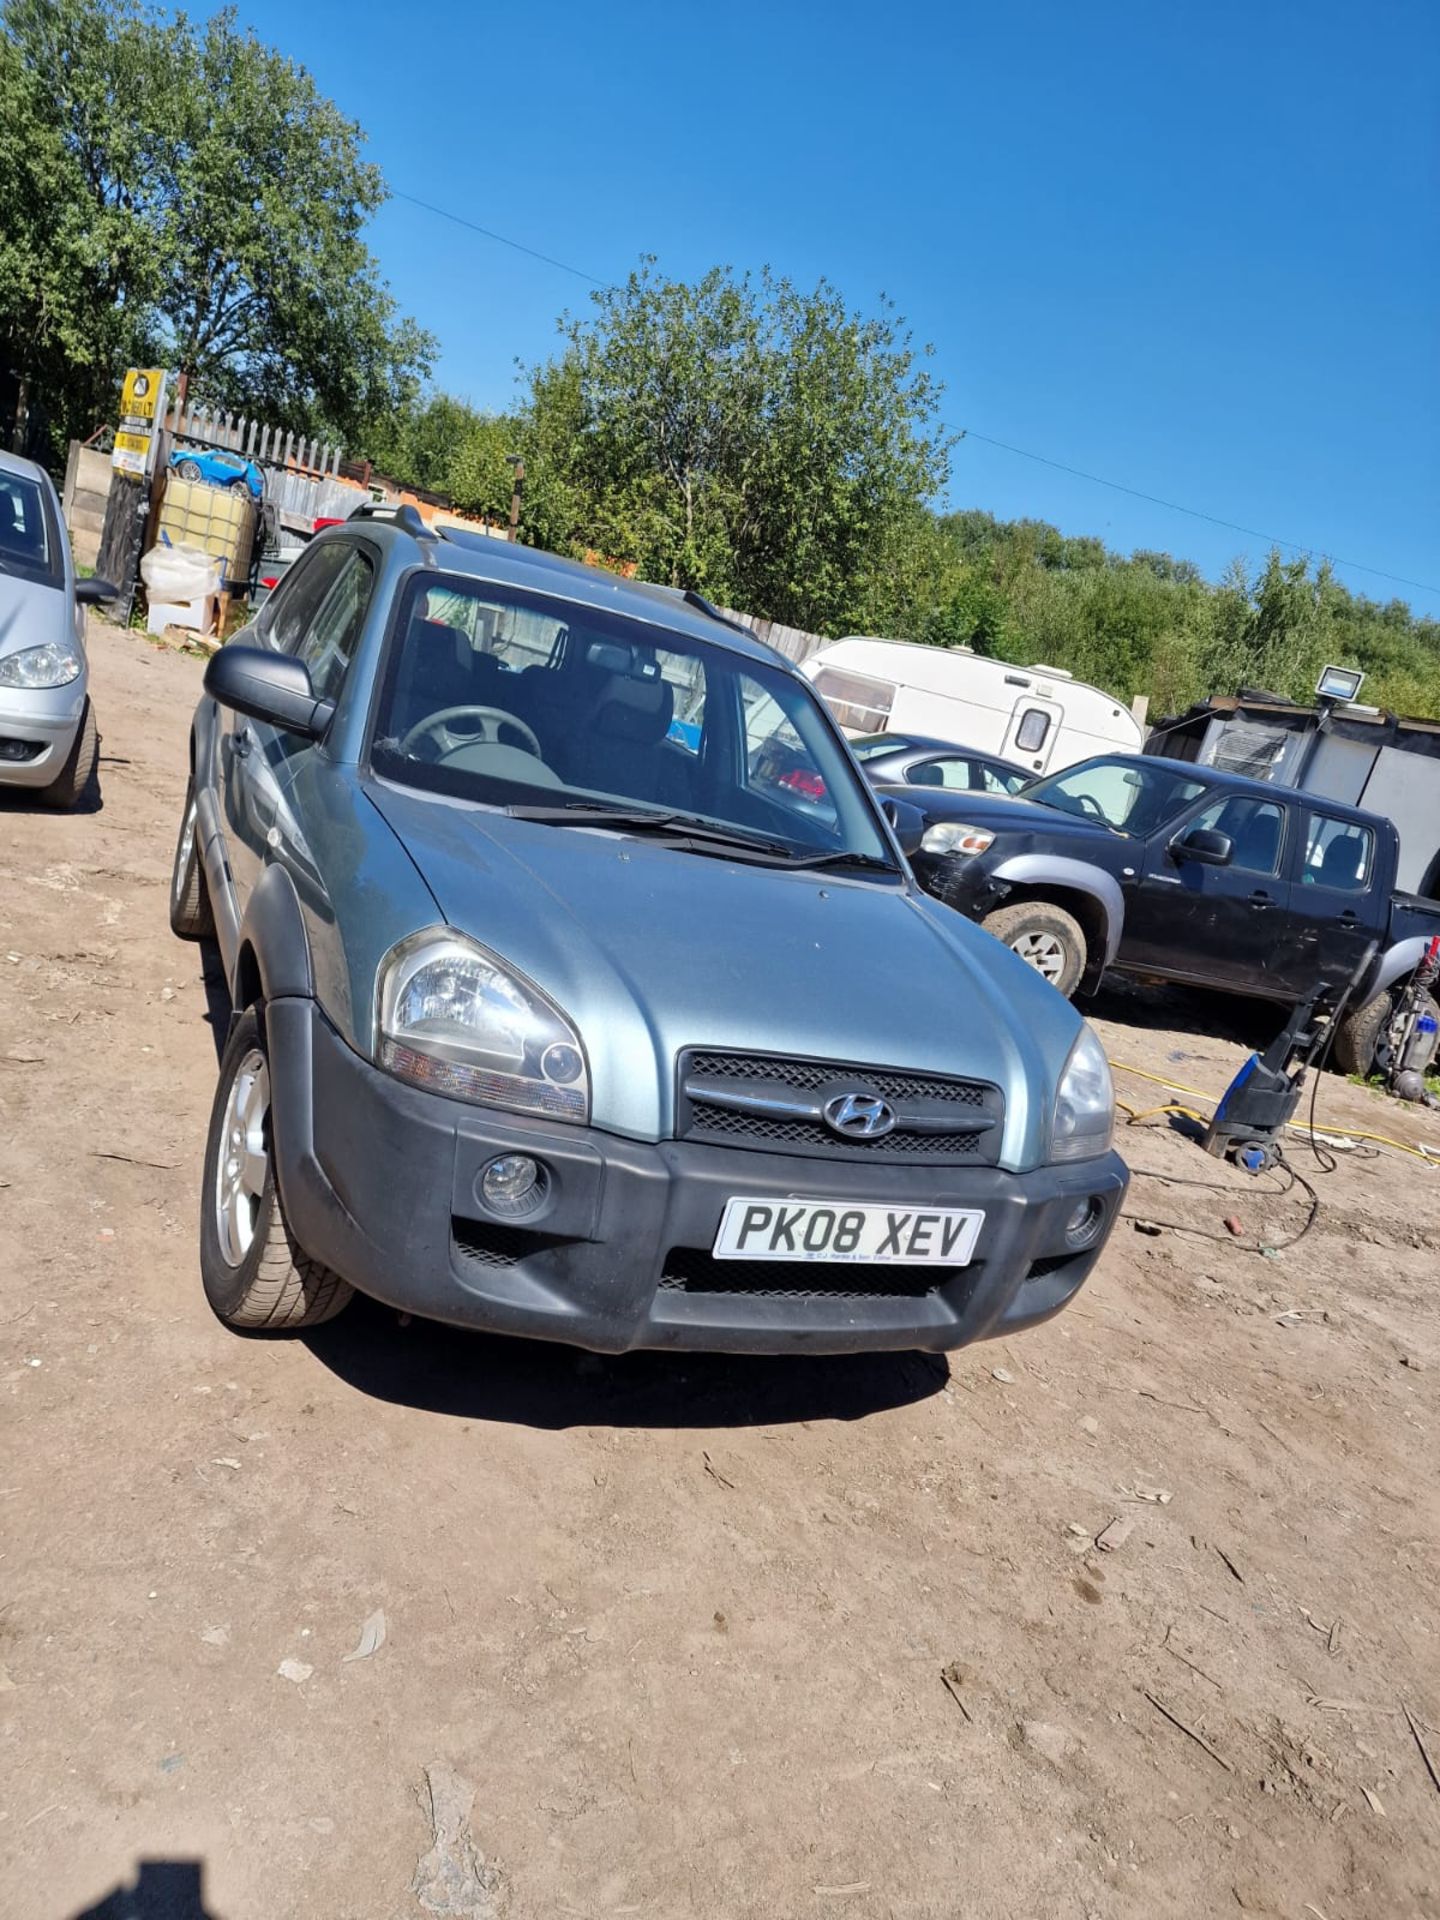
[658,1246,946,1301]
[452,1219,559,1269]
[677,1049,1003,1165]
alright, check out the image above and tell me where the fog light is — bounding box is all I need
[480,1154,547,1216]
[1063,1196,1106,1250]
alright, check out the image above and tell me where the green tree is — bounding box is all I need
[519,261,954,633]
[0,0,433,455]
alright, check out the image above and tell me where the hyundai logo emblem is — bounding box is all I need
[823,1091,896,1139]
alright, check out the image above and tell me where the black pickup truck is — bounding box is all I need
[881,752,1440,1075]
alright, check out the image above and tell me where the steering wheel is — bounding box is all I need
[398,705,543,761]
[1072,792,1106,820]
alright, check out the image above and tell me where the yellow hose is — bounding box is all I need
[1107,1059,1439,1163]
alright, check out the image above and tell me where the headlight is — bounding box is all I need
[376,931,590,1122]
[0,640,83,689]
[921,822,994,856]
[1050,1023,1115,1162]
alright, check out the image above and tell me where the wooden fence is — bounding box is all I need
[718,607,826,666]
[164,401,342,478]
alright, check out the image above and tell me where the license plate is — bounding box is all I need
[712,1198,984,1265]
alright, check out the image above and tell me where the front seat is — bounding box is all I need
[567,675,675,802]
[1228,804,1280,874]
[392,621,505,744]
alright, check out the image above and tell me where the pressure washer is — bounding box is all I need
[1203,942,1379,1170]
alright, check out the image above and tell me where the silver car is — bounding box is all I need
[171,506,1127,1355]
[0,450,116,806]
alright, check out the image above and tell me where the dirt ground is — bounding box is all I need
[2,623,1439,1920]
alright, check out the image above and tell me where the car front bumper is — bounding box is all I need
[0,680,86,788]
[266,998,1129,1356]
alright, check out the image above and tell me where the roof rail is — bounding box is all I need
[347,501,433,539]
[682,589,757,641]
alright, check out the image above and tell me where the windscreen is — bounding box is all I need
[1026,757,1208,834]
[0,471,60,587]
[849,734,904,761]
[369,575,894,862]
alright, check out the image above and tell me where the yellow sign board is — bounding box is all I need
[120,368,164,424]
[112,367,169,477]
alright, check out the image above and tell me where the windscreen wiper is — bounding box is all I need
[776,849,900,874]
[505,803,898,872]
[504,802,793,858]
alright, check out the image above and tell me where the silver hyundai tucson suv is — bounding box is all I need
[170,505,1127,1354]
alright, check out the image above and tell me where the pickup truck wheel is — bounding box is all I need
[199,1009,353,1331]
[981,901,1086,996]
[169,777,214,939]
[1334,988,1440,1078]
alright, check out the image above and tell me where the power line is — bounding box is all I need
[958,428,1440,600]
[389,188,604,286]
[380,189,1438,602]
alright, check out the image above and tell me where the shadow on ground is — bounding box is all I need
[195,936,231,1063]
[0,772,103,816]
[1090,975,1286,1058]
[73,1859,215,1919]
[303,1292,949,1431]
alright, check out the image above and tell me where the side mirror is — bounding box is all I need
[1172,826,1233,867]
[75,577,118,606]
[203,645,333,739]
[881,796,926,858]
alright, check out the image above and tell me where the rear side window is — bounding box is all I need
[1303,814,1373,892]
[905,757,973,791]
[294,549,374,703]
[812,667,895,733]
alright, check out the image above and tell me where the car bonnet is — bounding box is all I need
[364,779,1081,1164]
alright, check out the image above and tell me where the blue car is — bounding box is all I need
[169,447,265,504]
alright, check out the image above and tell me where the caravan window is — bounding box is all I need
[1014,707,1052,754]
[812,667,895,733]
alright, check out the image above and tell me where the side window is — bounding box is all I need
[1188,796,1284,875]
[1014,707,1051,753]
[976,764,1024,795]
[264,543,351,653]
[294,550,375,703]
[743,683,833,816]
[904,757,970,790]
[1303,814,1373,892]
[811,667,895,733]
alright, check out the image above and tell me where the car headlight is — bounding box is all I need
[376,932,590,1122]
[1050,1023,1115,1162]
[921,821,995,856]
[0,640,83,689]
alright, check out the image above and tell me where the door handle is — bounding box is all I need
[1249,890,1273,905]
[1338,908,1359,924]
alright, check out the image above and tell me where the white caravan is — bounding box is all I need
[801,637,1144,776]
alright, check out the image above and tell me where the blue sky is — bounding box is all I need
[226,0,1438,613]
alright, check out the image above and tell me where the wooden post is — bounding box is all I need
[95,475,149,625]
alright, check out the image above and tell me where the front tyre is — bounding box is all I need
[981,900,1087,997]
[39,699,98,810]
[199,1008,353,1330]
